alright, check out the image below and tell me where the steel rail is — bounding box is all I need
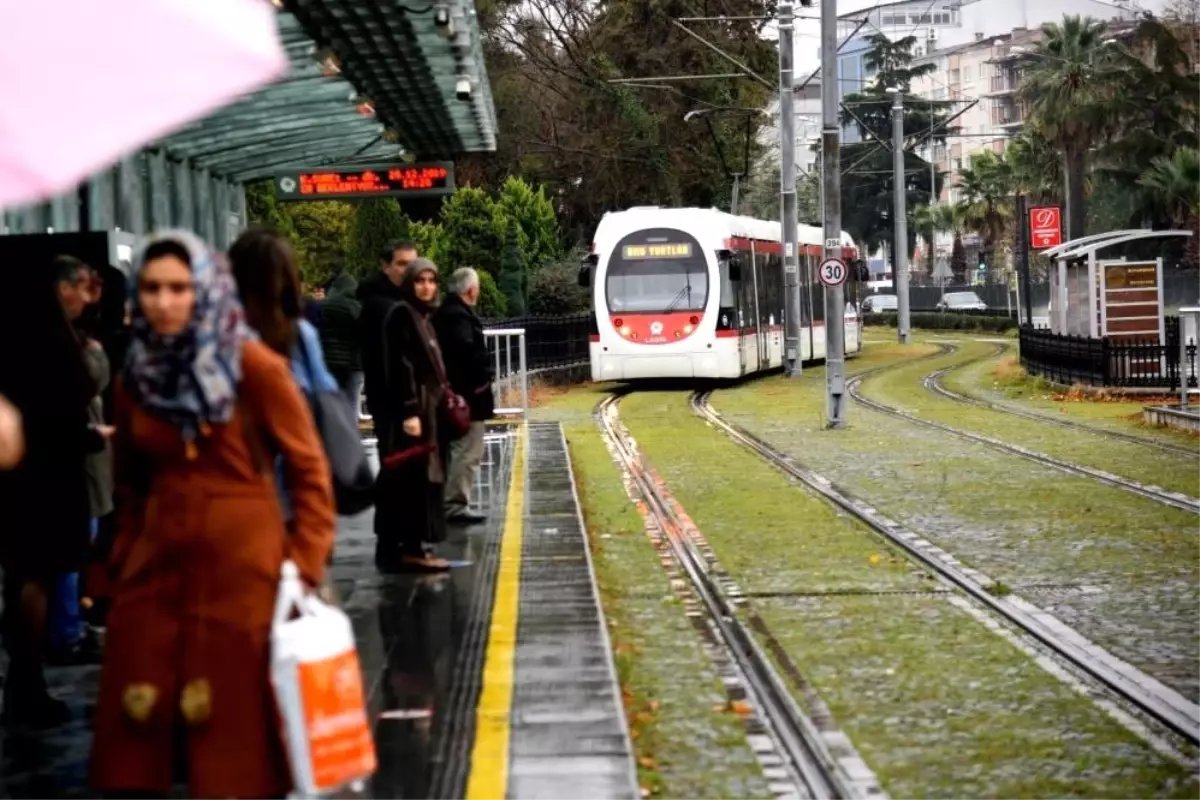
[691,391,1200,746]
[846,345,1200,514]
[924,345,1199,458]
[596,392,877,800]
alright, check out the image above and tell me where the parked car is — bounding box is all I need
[862,293,898,313]
[936,291,987,312]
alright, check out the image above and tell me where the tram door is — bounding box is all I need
[719,250,746,375]
[754,250,771,370]
[739,246,755,374]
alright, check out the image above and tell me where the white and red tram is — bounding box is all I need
[580,206,863,381]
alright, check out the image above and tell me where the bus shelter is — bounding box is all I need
[1043,229,1194,344]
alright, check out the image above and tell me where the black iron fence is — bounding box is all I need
[1019,319,1198,390]
[481,313,591,371]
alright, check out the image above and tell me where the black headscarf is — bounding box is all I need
[399,258,440,316]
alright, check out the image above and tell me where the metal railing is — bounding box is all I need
[470,425,520,517]
[484,328,529,419]
[1019,320,1199,390]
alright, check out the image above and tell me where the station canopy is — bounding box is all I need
[154,0,497,183]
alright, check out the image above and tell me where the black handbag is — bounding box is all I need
[297,334,375,516]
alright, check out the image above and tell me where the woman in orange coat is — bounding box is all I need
[90,230,336,798]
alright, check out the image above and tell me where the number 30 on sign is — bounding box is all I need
[817,258,848,287]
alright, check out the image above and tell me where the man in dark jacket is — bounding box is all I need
[358,240,417,424]
[319,272,364,414]
[433,267,495,525]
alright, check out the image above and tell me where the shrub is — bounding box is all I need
[862,312,1017,333]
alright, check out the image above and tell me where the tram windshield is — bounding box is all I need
[605,230,709,313]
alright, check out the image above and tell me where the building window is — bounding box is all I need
[962,65,972,81]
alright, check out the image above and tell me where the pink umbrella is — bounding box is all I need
[0,0,287,210]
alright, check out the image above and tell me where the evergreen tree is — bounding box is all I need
[439,188,506,277]
[950,233,968,284]
[498,223,526,317]
[348,198,409,277]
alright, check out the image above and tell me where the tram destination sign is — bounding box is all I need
[622,242,692,259]
[274,162,455,200]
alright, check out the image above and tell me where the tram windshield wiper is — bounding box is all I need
[663,277,692,314]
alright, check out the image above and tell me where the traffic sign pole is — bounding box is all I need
[821,0,846,428]
[889,88,911,345]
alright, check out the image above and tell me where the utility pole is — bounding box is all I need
[887,87,911,344]
[780,2,802,377]
[820,0,845,425]
[1015,193,1033,325]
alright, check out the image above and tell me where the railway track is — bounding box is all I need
[924,345,1199,458]
[690,391,1200,748]
[847,346,1200,515]
[596,392,884,800]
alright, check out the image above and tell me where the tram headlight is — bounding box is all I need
[683,324,694,334]
[619,325,631,337]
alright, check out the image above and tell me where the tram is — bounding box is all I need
[578,206,864,381]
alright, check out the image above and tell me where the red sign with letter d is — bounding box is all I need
[1030,206,1062,249]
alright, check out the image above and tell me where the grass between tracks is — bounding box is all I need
[534,386,772,800]
[948,352,1200,448]
[717,337,1200,703]
[858,339,1199,496]
[616,382,1195,799]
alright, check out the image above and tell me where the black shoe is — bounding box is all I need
[1,691,71,729]
[45,638,102,667]
[447,511,487,525]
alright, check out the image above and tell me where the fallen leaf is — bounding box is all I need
[731,700,753,717]
[868,554,881,565]
[638,756,657,769]
[647,700,661,712]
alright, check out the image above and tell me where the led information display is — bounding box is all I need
[622,242,693,259]
[275,162,455,200]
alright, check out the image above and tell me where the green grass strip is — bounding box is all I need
[861,339,1198,496]
[617,388,1195,798]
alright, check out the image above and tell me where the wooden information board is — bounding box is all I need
[1101,260,1164,345]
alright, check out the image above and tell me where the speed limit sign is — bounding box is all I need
[817,257,848,287]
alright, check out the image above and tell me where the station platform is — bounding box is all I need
[0,422,637,800]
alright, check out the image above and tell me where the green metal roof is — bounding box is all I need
[156,1,496,182]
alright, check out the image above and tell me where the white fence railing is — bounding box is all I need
[485,328,528,419]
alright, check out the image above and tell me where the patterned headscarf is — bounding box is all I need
[124,229,251,449]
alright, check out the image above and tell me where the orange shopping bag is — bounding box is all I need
[270,561,377,797]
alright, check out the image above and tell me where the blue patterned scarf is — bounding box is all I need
[124,229,251,447]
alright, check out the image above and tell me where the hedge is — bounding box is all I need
[861,312,1018,332]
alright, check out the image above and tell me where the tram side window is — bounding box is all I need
[811,255,826,324]
[736,253,755,329]
[764,253,782,328]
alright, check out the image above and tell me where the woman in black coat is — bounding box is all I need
[0,258,97,726]
[373,259,450,572]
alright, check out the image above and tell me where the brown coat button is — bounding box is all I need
[122,683,159,723]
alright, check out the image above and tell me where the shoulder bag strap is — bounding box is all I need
[412,309,452,394]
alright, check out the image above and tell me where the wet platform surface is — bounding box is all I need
[0,423,635,800]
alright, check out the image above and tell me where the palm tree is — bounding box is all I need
[1139,147,1200,225]
[957,151,1013,268]
[1140,147,1200,266]
[910,204,937,280]
[1017,14,1114,241]
[930,202,969,284]
[1004,128,1062,203]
